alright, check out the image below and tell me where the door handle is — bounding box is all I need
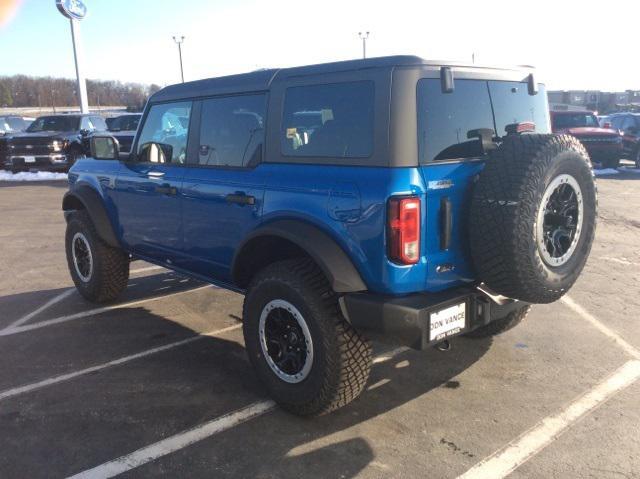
[439,197,452,251]
[156,184,177,196]
[226,193,255,206]
[147,171,165,178]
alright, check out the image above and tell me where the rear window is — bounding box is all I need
[281,81,374,158]
[417,79,549,163]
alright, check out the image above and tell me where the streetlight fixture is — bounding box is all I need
[358,31,370,59]
[55,0,89,113]
[172,35,185,83]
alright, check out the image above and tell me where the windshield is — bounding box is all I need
[27,116,80,133]
[552,113,599,129]
[109,115,141,131]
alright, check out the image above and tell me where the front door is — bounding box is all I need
[179,94,268,283]
[112,101,193,265]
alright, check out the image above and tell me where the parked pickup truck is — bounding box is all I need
[62,56,597,416]
[550,110,623,168]
[1,114,107,173]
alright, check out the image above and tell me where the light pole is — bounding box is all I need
[56,0,89,113]
[172,35,185,83]
[358,31,370,59]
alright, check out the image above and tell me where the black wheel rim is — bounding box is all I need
[259,300,313,383]
[72,232,93,282]
[536,174,583,267]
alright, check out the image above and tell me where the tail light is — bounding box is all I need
[388,196,421,264]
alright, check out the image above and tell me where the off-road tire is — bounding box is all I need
[65,210,129,302]
[466,305,531,338]
[243,258,372,416]
[470,134,597,304]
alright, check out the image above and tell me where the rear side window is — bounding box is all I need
[136,101,192,164]
[488,81,550,134]
[417,79,494,163]
[198,94,266,168]
[281,81,374,158]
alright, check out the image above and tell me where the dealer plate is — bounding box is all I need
[23,156,36,163]
[429,302,466,341]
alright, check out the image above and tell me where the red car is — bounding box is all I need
[550,111,623,168]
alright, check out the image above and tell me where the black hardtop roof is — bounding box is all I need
[150,55,534,103]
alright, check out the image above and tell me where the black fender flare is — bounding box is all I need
[62,186,120,248]
[232,220,367,293]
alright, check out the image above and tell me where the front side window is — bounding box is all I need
[417,79,494,163]
[136,102,192,164]
[281,81,374,158]
[80,117,94,130]
[198,94,266,167]
[90,116,108,131]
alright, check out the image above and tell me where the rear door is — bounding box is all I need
[416,78,550,286]
[178,93,268,282]
[112,101,193,264]
[417,79,495,285]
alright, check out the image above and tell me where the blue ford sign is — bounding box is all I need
[56,0,87,20]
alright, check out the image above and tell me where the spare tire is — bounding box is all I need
[469,134,597,304]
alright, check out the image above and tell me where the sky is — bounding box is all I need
[1,0,639,91]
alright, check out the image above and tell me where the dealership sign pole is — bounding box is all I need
[55,0,89,113]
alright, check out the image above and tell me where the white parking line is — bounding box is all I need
[561,295,640,360]
[458,360,640,479]
[0,324,242,402]
[2,288,75,331]
[66,346,411,478]
[2,266,167,333]
[67,401,277,479]
[0,285,213,338]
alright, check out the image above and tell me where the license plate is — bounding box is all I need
[23,156,36,163]
[430,302,466,341]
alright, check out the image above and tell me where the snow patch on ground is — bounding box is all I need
[0,171,68,182]
[594,168,620,176]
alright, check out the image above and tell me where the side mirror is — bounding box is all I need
[603,122,612,129]
[90,135,120,160]
[80,128,90,136]
[138,141,173,164]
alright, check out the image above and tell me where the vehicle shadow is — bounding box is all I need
[0,287,492,479]
[0,271,203,329]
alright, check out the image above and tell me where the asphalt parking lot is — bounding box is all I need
[1,166,639,479]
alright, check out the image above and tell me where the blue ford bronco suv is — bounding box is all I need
[63,56,597,416]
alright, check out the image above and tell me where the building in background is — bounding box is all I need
[548,90,640,113]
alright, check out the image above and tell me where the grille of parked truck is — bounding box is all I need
[61,56,597,415]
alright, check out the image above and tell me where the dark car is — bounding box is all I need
[64,56,596,416]
[0,116,31,136]
[610,113,640,168]
[550,110,623,168]
[1,114,107,173]
[107,114,141,153]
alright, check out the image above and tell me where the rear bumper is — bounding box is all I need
[340,286,525,350]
